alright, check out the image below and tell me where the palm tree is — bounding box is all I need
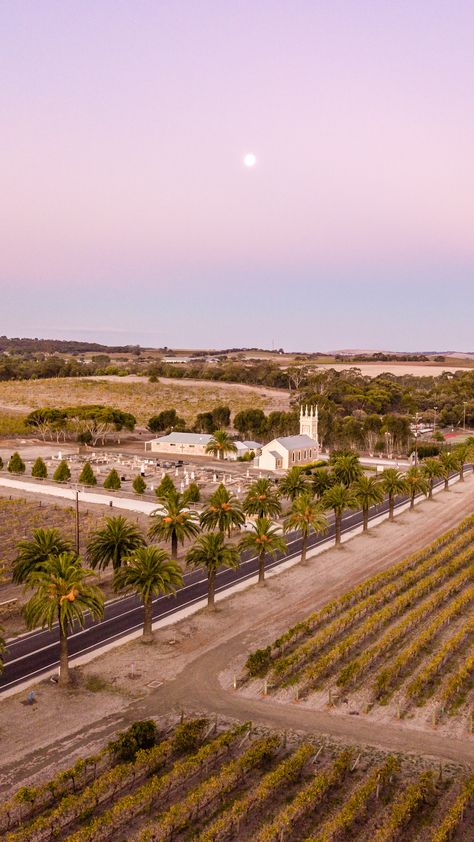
[114,546,182,640]
[283,494,327,563]
[404,467,430,510]
[322,483,358,546]
[149,494,200,559]
[200,484,245,536]
[278,466,311,502]
[453,444,470,481]
[312,468,335,501]
[13,528,71,585]
[239,518,287,586]
[331,453,362,487]
[87,516,146,571]
[380,469,408,521]
[186,533,240,608]
[439,451,461,491]
[422,458,443,499]
[351,474,384,531]
[205,430,237,460]
[243,478,281,520]
[23,552,104,687]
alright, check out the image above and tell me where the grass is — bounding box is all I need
[0,377,289,426]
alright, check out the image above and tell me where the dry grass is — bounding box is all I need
[0,377,289,426]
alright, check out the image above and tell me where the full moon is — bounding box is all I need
[243,153,257,168]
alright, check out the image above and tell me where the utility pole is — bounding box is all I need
[414,412,420,467]
[463,402,467,432]
[73,487,80,555]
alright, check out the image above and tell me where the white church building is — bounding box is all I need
[257,406,320,471]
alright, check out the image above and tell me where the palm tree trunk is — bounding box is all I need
[410,492,415,510]
[389,495,395,521]
[300,533,308,564]
[171,532,178,559]
[258,550,266,585]
[58,621,70,687]
[208,570,216,609]
[363,507,369,532]
[444,476,449,491]
[335,511,342,546]
[143,594,154,641]
[460,464,465,482]
[428,479,433,500]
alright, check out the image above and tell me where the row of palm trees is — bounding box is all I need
[3,444,471,685]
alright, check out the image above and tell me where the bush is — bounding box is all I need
[173,718,208,754]
[104,468,121,490]
[133,474,147,494]
[155,474,176,498]
[245,646,272,677]
[31,457,48,479]
[109,720,158,762]
[183,481,200,503]
[417,444,441,459]
[53,460,71,483]
[8,452,26,474]
[77,430,93,444]
[79,462,97,486]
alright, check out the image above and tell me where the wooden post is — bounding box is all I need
[295,687,299,702]
[396,703,401,719]
[328,689,333,706]
[263,678,268,696]
[233,673,237,690]
[468,714,473,734]
[432,710,436,728]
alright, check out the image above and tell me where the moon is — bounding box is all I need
[243,153,257,168]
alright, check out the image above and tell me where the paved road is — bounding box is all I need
[0,472,467,694]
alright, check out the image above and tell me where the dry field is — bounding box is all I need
[0,376,289,426]
[1,716,472,842]
[242,514,474,740]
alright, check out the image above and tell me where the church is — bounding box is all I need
[257,406,320,471]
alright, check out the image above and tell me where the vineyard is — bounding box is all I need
[244,513,474,735]
[1,716,473,841]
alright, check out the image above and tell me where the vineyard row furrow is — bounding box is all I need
[430,773,474,842]
[440,650,474,709]
[406,615,474,702]
[372,771,434,842]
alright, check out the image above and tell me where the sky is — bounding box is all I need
[1,1,473,351]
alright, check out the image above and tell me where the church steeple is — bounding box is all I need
[299,404,319,446]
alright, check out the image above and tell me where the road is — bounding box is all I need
[0,471,467,695]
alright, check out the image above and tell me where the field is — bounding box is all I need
[243,514,474,737]
[0,376,289,428]
[1,715,472,842]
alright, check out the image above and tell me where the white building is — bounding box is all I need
[257,406,319,471]
[145,432,213,457]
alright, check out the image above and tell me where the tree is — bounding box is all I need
[13,528,71,584]
[211,405,231,428]
[278,466,311,502]
[155,474,176,499]
[330,453,362,487]
[283,494,327,563]
[114,546,182,640]
[439,451,461,491]
[0,456,3,470]
[8,452,25,474]
[53,460,71,483]
[104,468,121,490]
[147,409,185,433]
[205,430,237,460]
[239,518,287,586]
[453,444,471,481]
[186,532,240,608]
[200,484,245,537]
[87,516,146,571]
[322,483,358,546]
[404,467,429,510]
[133,475,147,494]
[79,461,97,486]
[422,458,443,499]
[183,481,201,504]
[233,408,267,439]
[31,457,48,479]
[351,474,385,531]
[243,478,281,520]
[149,494,200,559]
[312,468,335,500]
[23,552,104,686]
[380,469,408,521]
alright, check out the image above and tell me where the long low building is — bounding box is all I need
[144,432,261,460]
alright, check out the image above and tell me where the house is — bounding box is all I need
[226,440,263,460]
[257,406,319,471]
[145,432,213,457]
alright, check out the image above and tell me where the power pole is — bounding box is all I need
[74,488,80,555]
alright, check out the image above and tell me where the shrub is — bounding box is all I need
[104,469,121,490]
[31,457,48,479]
[245,646,272,677]
[77,430,93,444]
[109,720,158,762]
[53,460,71,482]
[417,444,441,458]
[183,481,200,502]
[173,718,208,754]
[133,475,147,494]
[155,474,176,498]
[79,462,97,486]
[8,452,25,474]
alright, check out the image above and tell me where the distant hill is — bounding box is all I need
[0,336,142,354]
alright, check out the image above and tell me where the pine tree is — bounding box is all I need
[53,460,71,483]
[0,456,4,470]
[79,462,97,486]
[8,452,25,474]
[104,468,121,490]
[133,474,147,494]
[155,474,176,499]
[31,457,48,479]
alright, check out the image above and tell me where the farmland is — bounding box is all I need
[0,376,289,428]
[1,715,472,842]
[243,514,474,738]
